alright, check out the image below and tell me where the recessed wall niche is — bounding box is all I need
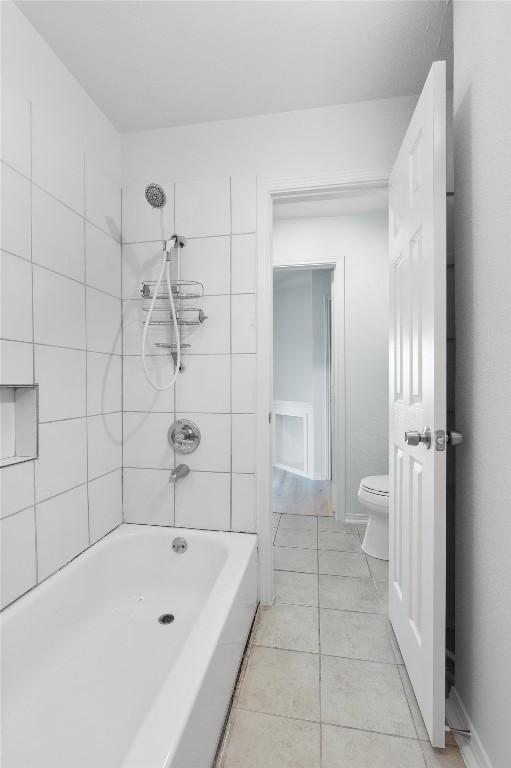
[0,384,38,467]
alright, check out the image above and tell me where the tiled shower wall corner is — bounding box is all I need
[121,175,257,534]
[1,84,122,608]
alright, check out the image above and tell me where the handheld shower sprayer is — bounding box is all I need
[141,183,182,390]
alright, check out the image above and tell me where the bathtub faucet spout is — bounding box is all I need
[169,464,190,483]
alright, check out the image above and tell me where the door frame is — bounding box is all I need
[256,167,391,605]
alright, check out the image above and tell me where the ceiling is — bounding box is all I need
[273,188,388,220]
[17,0,452,133]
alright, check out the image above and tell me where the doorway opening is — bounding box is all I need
[270,189,389,533]
[272,265,334,519]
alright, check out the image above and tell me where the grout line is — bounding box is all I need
[83,164,92,545]
[234,704,422,744]
[120,185,125,524]
[28,98,40,584]
[229,177,233,532]
[34,466,122,508]
[0,337,122,356]
[39,410,121,425]
[315,512,324,765]
[2,233,120,297]
[2,518,124,611]
[121,232,255,246]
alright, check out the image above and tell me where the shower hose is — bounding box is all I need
[141,239,181,391]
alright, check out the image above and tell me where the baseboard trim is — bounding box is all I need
[446,688,494,768]
[344,514,368,525]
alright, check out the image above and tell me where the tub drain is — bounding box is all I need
[158,613,175,625]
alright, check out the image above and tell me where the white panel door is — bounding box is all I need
[388,61,447,748]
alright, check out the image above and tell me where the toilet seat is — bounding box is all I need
[360,475,389,496]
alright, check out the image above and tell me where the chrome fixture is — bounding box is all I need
[169,420,201,454]
[434,429,464,451]
[405,427,432,449]
[168,463,190,483]
[145,183,167,209]
[172,537,188,554]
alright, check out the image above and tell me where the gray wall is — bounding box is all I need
[273,270,313,403]
[453,2,511,766]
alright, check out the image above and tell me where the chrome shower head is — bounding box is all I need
[145,183,167,209]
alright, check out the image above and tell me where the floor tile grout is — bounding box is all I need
[220,506,455,768]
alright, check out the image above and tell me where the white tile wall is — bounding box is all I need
[32,105,84,215]
[85,223,121,298]
[1,164,31,260]
[175,355,230,413]
[175,412,231,472]
[232,414,257,473]
[33,266,86,349]
[123,354,173,412]
[231,175,257,234]
[88,469,122,544]
[175,470,231,531]
[122,241,167,299]
[175,177,231,237]
[1,252,33,343]
[36,485,89,581]
[121,175,257,535]
[122,182,174,244]
[36,418,88,502]
[231,293,257,353]
[87,412,122,480]
[231,234,257,294]
[35,346,86,422]
[179,236,230,296]
[1,507,37,608]
[32,186,85,282]
[0,76,123,607]
[85,160,121,242]
[1,84,31,178]
[231,354,257,412]
[0,340,33,384]
[123,411,173,469]
[86,352,121,416]
[86,287,121,355]
[0,461,34,518]
[232,473,257,533]
[123,467,174,526]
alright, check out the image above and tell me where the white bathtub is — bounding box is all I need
[1,524,257,768]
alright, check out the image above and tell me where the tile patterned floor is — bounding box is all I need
[216,514,465,768]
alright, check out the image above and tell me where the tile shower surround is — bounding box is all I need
[1,89,122,608]
[121,175,257,535]
[2,139,257,608]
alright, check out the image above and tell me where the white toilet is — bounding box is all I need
[358,475,390,561]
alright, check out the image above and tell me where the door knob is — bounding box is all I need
[405,427,431,449]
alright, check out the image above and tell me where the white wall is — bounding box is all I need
[0,2,122,608]
[122,95,416,184]
[273,213,389,518]
[453,3,511,766]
